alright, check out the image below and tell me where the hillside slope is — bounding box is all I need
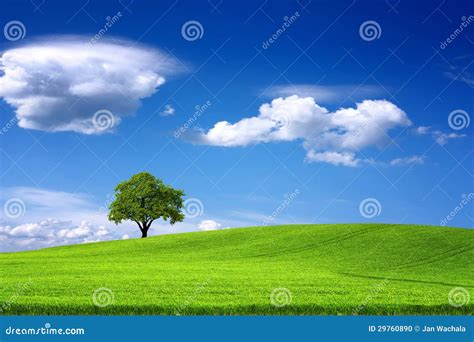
[0,224,473,315]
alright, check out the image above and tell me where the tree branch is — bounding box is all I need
[134,220,144,231]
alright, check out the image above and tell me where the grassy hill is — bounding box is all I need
[0,224,473,315]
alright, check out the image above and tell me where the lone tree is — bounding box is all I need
[108,172,185,238]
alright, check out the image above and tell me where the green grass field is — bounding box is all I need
[0,224,473,315]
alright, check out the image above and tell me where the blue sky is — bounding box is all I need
[0,0,473,251]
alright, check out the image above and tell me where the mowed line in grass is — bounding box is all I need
[0,224,473,315]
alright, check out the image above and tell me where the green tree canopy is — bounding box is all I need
[108,172,185,238]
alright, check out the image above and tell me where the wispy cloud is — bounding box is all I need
[306,151,360,167]
[443,55,474,86]
[0,187,112,251]
[389,155,425,166]
[414,126,466,146]
[0,186,99,223]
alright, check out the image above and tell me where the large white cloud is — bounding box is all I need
[191,95,412,166]
[0,37,179,134]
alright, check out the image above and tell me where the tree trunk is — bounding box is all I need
[140,221,151,238]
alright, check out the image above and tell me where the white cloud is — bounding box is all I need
[415,126,431,135]
[0,186,227,251]
[1,186,93,211]
[414,126,466,146]
[0,186,100,225]
[0,36,180,134]
[160,104,176,116]
[389,155,425,166]
[444,55,474,86]
[306,151,360,167]
[0,187,117,251]
[432,131,465,146]
[191,95,411,166]
[0,219,110,251]
[263,84,383,103]
[198,219,222,231]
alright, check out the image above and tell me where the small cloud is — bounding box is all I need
[415,126,431,135]
[198,219,222,231]
[444,55,474,86]
[389,155,425,166]
[306,151,360,167]
[121,234,130,240]
[414,126,466,145]
[160,104,176,116]
[433,131,466,146]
